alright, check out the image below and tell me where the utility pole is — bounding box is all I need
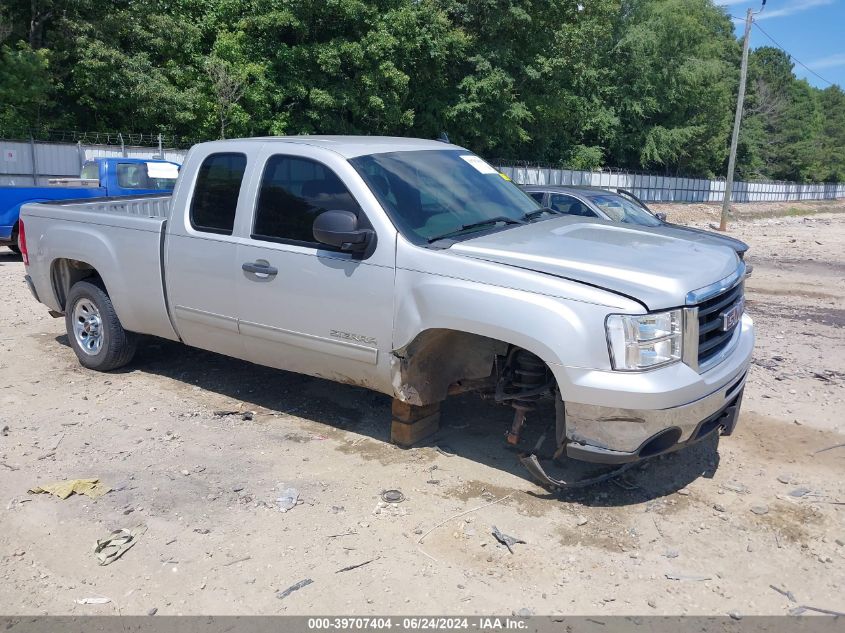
[719,7,754,232]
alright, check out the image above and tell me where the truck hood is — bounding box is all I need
[661,223,749,255]
[448,218,740,310]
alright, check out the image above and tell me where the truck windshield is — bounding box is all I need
[116,162,179,190]
[349,149,540,244]
[588,194,662,227]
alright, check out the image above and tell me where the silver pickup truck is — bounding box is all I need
[19,136,754,487]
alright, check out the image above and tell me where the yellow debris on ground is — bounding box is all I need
[28,478,110,500]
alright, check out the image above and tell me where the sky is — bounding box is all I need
[718,0,844,89]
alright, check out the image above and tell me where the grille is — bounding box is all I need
[697,281,744,366]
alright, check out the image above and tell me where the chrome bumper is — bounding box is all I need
[564,368,747,464]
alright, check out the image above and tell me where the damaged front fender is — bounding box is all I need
[390,329,507,406]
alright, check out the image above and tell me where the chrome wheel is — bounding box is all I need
[72,298,103,355]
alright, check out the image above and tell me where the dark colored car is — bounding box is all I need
[521,185,751,270]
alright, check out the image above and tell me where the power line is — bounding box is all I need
[751,20,835,87]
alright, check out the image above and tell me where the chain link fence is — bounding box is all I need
[0,128,197,149]
[0,135,188,186]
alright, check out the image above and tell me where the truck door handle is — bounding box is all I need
[242,261,278,276]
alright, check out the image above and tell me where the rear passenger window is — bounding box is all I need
[80,162,99,181]
[252,155,362,246]
[190,153,247,235]
[117,163,149,189]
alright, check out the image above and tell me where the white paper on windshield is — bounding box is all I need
[146,162,179,179]
[460,155,498,174]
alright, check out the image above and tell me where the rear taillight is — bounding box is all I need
[18,220,28,265]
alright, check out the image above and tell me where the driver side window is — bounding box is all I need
[117,163,150,189]
[252,155,362,246]
[549,194,595,218]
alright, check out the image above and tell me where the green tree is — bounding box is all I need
[740,47,827,182]
[817,86,845,181]
[0,42,54,135]
[431,0,622,165]
[195,0,467,140]
[53,4,206,135]
[739,47,795,180]
[611,0,739,176]
[775,79,824,181]
[0,0,843,184]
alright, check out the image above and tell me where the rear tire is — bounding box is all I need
[9,224,21,254]
[65,280,136,371]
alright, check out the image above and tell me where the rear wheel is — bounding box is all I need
[65,280,136,371]
[8,225,20,254]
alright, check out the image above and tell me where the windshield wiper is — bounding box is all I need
[426,216,526,243]
[521,206,561,222]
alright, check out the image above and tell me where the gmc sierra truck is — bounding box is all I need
[19,137,754,487]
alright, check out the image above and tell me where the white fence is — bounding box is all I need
[3,138,843,202]
[496,164,845,203]
[0,139,186,186]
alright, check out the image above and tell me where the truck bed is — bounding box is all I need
[20,195,179,341]
[0,186,108,241]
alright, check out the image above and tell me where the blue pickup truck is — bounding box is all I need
[1,157,180,253]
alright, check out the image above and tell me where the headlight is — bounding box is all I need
[606,310,683,371]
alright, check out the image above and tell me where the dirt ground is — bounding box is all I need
[651,198,845,225]
[0,202,843,617]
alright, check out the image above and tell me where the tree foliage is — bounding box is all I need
[612,0,738,177]
[0,0,842,182]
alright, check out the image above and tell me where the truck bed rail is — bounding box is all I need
[46,195,171,219]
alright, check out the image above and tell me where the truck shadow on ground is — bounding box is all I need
[56,333,721,507]
[0,249,22,263]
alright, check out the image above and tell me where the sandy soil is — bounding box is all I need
[651,198,845,225]
[0,206,843,617]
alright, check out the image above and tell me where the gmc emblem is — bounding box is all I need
[721,299,744,332]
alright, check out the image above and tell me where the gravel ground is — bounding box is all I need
[0,204,843,616]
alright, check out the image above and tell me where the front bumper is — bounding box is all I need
[565,379,745,464]
[553,313,754,464]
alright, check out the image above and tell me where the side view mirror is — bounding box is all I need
[655,212,667,222]
[313,210,373,253]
